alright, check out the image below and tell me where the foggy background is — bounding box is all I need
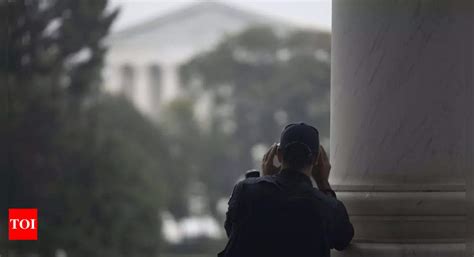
[2,0,332,256]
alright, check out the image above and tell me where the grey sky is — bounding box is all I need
[108,0,332,32]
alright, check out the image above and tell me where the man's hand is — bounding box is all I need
[311,146,332,190]
[261,143,280,176]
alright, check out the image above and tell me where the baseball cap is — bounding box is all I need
[279,122,319,154]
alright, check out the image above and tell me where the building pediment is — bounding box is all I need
[106,2,292,49]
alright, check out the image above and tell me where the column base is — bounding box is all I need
[332,243,465,257]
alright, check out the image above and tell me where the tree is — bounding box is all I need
[180,26,331,191]
[2,1,165,256]
[159,97,238,219]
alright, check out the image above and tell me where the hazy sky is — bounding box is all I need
[108,0,332,32]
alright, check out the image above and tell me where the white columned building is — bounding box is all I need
[102,2,291,121]
[331,1,473,256]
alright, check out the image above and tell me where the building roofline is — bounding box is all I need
[107,1,293,42]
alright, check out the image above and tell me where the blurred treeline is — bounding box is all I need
[1,0,330,256]
[2,1,164,256]
[178,25,331,203]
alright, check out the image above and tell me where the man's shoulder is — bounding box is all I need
[237,175,278,191]
[231,175,280,200]
[245,175,276,183]
[310,187,340,209]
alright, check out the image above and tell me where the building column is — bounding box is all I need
[330,1,473,256]
[147,64,162,121]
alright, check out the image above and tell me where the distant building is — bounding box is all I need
[103,2,292,120]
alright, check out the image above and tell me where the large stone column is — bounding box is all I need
[330,1,473,256]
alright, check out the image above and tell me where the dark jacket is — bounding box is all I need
[218,169,354,257]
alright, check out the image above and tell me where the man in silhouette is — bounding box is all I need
[219,123,354,257]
